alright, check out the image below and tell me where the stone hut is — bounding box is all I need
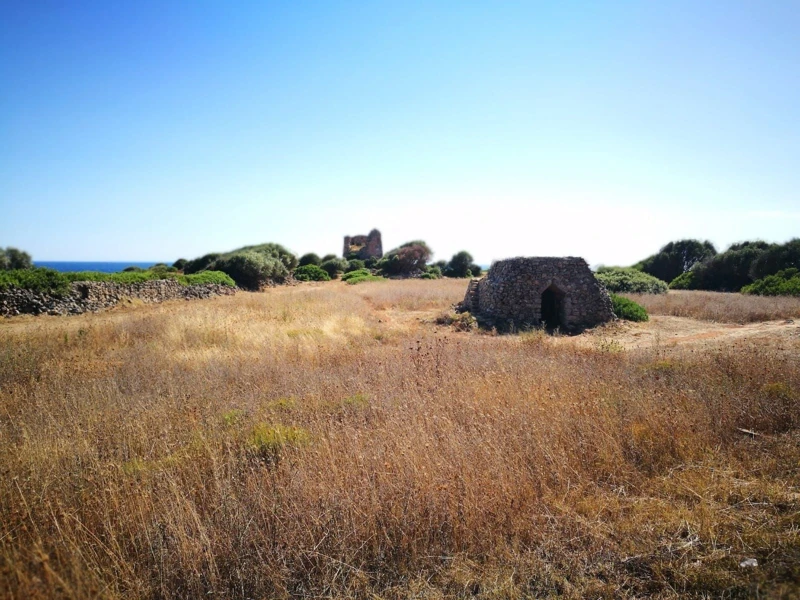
[343,229,383,260]
[459,257,614,332]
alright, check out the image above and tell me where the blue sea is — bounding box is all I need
[35,261,165,273]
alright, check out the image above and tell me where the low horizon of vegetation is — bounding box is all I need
[3,234,799,298]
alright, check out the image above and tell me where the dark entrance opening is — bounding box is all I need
[540,285,565,330]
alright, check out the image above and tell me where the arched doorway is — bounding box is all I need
[540,285,565,330]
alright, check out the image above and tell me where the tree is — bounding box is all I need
[444,251,474,278]
[634,239,717,283]
[750,238,800,280]
[1,247,33,270]
[320,258,348,279]
[378,241,432,276]
[172,258,188,270]
[299,253,322,267]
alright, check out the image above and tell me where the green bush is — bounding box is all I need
[293,264,331,282]
[341,268,372,281]
[344,274,385,285]
[634,239,717,283]
[669,241,770,292]
[321,254,338,263]
[181,271,235,287]
[209,252,288,290]
[468,264,483,277]
[183,253,221,274]
[425,265,442,279]
[346,259,365,273]
[610,294,649,322]
[320,258,348,279]
[0,247,33,271]
[0,268,235,295]
[742,268,800,296]
[0,268,71,295]
[669,271,695,289]
[595,267,668,294]
[379,241,432,276]
[298,253,322,267]
[443,251,474,278]
[172,258,188,270]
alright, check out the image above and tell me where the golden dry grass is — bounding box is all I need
[623,290,800,324]
[1,280,799,598]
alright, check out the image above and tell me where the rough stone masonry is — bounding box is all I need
[343,229,383,260]
[459,257,615,332]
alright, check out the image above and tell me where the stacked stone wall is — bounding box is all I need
[0,280,236,317]
[460,257,614,332]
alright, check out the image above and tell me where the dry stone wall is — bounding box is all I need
[0,280,236,317]
[460,257,614,332]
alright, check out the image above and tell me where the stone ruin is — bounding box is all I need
[343,229,383,260]
[459,257,615,332]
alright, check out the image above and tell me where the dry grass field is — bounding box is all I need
[1,281,799,599]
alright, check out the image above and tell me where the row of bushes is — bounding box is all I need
[632,238,799,294]
[0,268,235,296]
[741,268,800,297]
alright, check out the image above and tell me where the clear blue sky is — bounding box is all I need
[1,1,798,265]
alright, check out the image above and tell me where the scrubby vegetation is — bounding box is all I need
[634,239,717,283]
[184,243,297,290]
[341,268,384,285]
[441,251,482,278]
[293,264,331,282]
[298,253,322,267]
[609,293,649,321]
[0,247,33,270]
[595,266,668,294]
[742,268,800,297]
[378,241,432,276]
[0,267,234,295]
[649,238,800,294]
[1,280,798,598]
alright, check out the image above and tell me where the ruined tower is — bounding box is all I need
[343,229,383,260]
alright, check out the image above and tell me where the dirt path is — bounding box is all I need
[578,315,800,350]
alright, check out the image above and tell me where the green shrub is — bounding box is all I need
[122,266,145,272]
[0,268,234,294]
[668,271,696,289]
[634,239,717,283]
[0,268,71,295]
[610,294,649,322]
[320,258,348,279]
[183,253,221,274]
[379,241,432,276]
[172,258,188,270]
[341,268,372,281]
[595,267,668,294]
[181,271,235,287]
[468,264,483,277]
[293,264,331,282]
[344,274,385,285]
[299,253,322,267]
[209,252,288,290]
[0,247,33,271]
[443,251,474,278]
[742,268,800,296]
[425,265,442,279]
[346,259,365,273]
[321,254,338,263]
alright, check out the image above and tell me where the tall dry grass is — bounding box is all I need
[1,280,799,598]
[624,290,800,323]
